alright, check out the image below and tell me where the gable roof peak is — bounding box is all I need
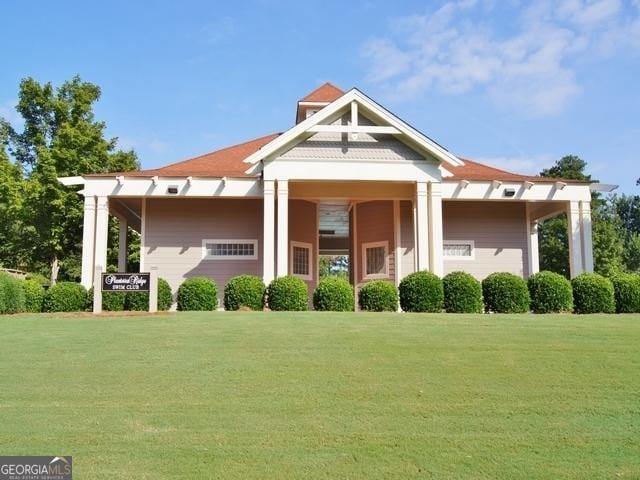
[299,82,345,103]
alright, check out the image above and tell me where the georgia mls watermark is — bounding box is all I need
[0,456,72,480]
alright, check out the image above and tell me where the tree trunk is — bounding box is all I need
[50,255,59,285]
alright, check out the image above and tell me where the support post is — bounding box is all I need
[393,200,401,286]
[81,195,97,288]
[428,182,444,276]
[263,180,275,285]
[276,179,289,278]
[526,204,540,277]
[149,266,158,313]
[567,201,583,278]
[580,200,594,273]
[94,196,109,275]
[118,218,128,272]
[93,265,102,314]
[416,182,429,271]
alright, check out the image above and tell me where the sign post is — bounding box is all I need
[93,266,103,314]
[149,266,158,313]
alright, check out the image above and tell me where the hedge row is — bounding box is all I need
[2,270,639,315]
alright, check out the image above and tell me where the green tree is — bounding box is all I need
[0,121,26,268]
[3,76,139,282]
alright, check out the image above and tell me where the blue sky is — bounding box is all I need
[2,0,639,192]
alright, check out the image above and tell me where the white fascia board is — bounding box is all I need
[82,177,262,197]
[442,181,591,202]
[263,158,441,182]
[58,176,85,186]
[590,183,619,193]
[243,88,462,170]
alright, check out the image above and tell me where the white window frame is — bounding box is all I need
[202,239,258,260]
[362,240,390,280]
[290,241,313,280]
[443,240,475,260]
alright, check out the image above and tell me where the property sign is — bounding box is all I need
[102,272,150,292]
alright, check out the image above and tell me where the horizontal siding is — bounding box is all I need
[289,200,318,305]
[443,201,529,279]
[356,200,395,286]
[400,200,416,279]
[144,198,263,305]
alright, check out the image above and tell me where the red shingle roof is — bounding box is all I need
[449,157,588,183]
[299,82,344,103]
[87,133,280,178]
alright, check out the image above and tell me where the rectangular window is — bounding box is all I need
[290,241,312,280]
[443,240,475,260]
[362,241,389,279]
[202,239,258,260]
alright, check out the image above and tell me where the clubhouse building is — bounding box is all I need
[62,83,598,305]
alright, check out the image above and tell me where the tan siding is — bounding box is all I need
[356,201,395,286]
[144,198,263,305]
[288,200,318,302]
[279,114,424,163]
[400,200,416,279]
[443,201,529,279]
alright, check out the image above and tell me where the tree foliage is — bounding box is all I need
[0,76,139,282]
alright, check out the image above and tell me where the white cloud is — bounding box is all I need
[362,0,640,116]
[0,99,23,128]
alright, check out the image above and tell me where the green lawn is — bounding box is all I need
[1,312,639,479]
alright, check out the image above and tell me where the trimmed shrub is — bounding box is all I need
[43,282,88,312]
[267,276,308,311]
[572,273,615,314]
[528,271,573,314]
[22,279,45,313]
[224,275,266,311]
[398,271,443,312]
[87,288,127,312]
[177,277,217,311]
[443,271,483,313]
[358,280,398,312]
[611,273,640,313]
[482,272,530,313]
[313,277,354,312]
[0,273,26,314]
[25,272,50,287]
[126,278,173,311]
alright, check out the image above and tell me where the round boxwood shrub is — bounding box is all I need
[22,279,45,313]
[482,272,530,313]
[87,287,127,312]
[398,271,443,312]
[527,271,573,314]
[224,275,266,311]
[126,278,173,311]
[571,272,615,314]
[43,282,88,312]
[267,276,308,311]
[0,273,26,314]
[358,280,398,312]
[611,273,640,313]
[442,271,483,313]
[177,277,217,311]
[313,277,354,312]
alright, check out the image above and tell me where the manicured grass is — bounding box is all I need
[1,312,639,479]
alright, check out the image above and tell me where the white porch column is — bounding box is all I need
[276,179,289,278]
[94,196,109,274]
[580,200,594,273]
[118,218,128,272]
[567,201,583,278]
[263,180,276,284]
[80,195,96,288]
[526,204,540,277]
[415,182,429,271]
[428,182,444,276]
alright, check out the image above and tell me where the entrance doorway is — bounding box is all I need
[318,201,350,281]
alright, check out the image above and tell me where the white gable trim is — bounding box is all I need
[243,89,463,173]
